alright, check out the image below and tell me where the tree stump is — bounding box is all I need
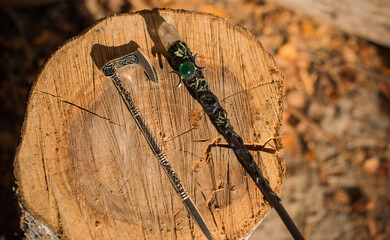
[14,9,285,240]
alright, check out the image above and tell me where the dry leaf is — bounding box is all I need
[201,5,228,18]
[278,42,297,61]
[33,30,62,46]
[305,150,317,162]
[283,132,298,150]
[300,20,316,38]
[286,90,306,109]
[363,157,380,175]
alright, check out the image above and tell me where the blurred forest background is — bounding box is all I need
[1,0,389,239]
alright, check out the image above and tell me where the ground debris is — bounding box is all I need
[1,0,389,239]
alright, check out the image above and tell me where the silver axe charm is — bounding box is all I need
[101,49,214,240]
[102,49,159,84]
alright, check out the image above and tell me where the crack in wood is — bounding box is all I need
[37,90,121,126]
[169,127,196,140]
[219,81,281,103]
[61,100,122,126]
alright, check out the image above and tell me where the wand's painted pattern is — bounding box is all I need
[168,40,278,199]
[174,42,193,59]
[166,37,304,239]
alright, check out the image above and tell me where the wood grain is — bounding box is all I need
[14,9,285,239]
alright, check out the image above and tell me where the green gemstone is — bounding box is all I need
[179,61,195,78]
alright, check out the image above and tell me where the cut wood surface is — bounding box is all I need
[14,9,285,240]
[272,0,390,47]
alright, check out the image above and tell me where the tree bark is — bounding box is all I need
[272,0,390,47]
[14,9,285,240]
